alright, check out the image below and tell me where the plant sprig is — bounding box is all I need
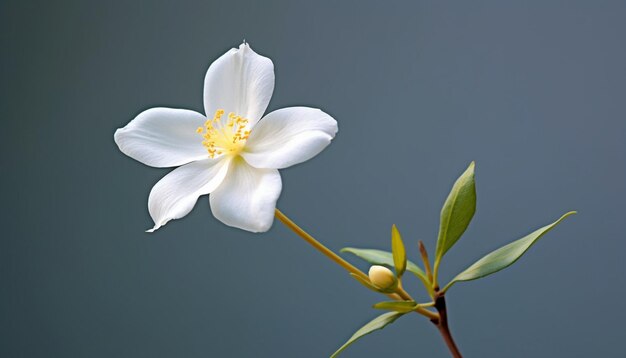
[334,162,575,357]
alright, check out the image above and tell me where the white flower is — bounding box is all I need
[114,43,338,233]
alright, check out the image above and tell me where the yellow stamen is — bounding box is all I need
[196,109,251,158]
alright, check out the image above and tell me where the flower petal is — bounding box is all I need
[241,107,338,169]
[115,108,208,168]
[148,158,230,232]
[203,43,274,126]
[209,158,282,233]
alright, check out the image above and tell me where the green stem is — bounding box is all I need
[275,208,439,320]
[432,259,441,290]
[394,285,438,320]
[275,208,368,280]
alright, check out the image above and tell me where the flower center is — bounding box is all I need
[197,109,251,158]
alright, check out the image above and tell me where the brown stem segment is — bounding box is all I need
[431,294,463,358]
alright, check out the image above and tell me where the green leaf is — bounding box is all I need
[391,225,407,277]
[349,273,382,293]
[341,247,433,296]
[340,248,427,282]
[331,312,405,358]
[435,161,477,262]
[373,300,417,313]
[442,211,576,293]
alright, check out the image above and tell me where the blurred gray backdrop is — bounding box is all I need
[2,0,625,357]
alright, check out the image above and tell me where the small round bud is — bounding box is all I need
[368,265,397,291]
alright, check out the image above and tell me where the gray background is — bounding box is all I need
[2,0,625,357]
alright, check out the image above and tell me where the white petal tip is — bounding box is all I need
[145,225,161,233]
[113,128,124,148]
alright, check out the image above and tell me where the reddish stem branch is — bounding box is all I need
[431,294,463,358]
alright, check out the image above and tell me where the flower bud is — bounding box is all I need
[368,265,397,291]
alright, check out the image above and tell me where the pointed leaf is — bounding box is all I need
[435,162,476,261]
[391,225,407,277]
[331,312,405,358]
[373,300,417,313]
[442,211,576,292]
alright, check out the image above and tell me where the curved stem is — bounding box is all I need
[432,259,441,289]
[275,208,442,320]
[275,209,411,302]
[395,284,414,301]
[432,294,463,358]
[276,208,462,355]
[393,285,439,320]
[275,208,368,280]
